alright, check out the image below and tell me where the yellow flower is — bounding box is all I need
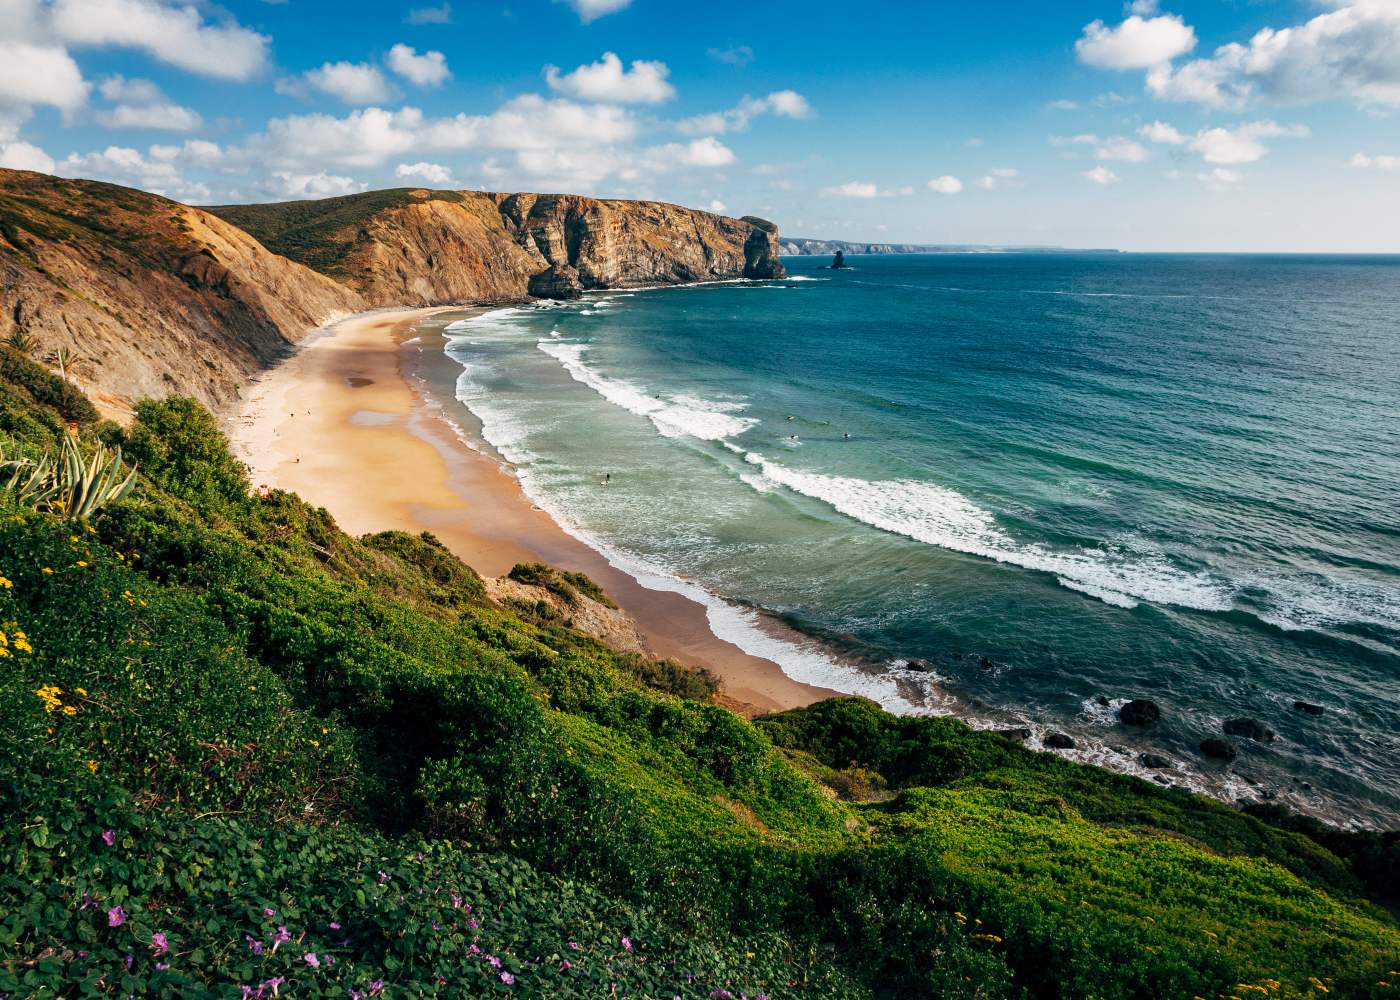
[62,704,77,716]
[76,560,88,568]
[33,685,63,712]
[86,525,96,534]
[41,567,53,575]
[68,535,79,543]
[74,687,87,697]
[0,576,12,588]
[85,760,98,773]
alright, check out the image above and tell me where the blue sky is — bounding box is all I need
[1,0,1398,250]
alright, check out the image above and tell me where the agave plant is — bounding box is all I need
[5,328,34,355]
[0,435,137,520]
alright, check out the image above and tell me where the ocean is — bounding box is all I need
[430,253,1400,828]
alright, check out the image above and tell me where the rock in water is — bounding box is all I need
[741,216,787,279]
[1118,699,1161,726]
[1223,717,1276,743]
[831,249,848,269]
[1139,753,1174,769]
[1044,732,1076,750]
[528,263,584,300]
[995,727,1032,742]
[1293,700,1325,716]
[1200,737,1239,761]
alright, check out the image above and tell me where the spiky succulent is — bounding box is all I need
[0,435,137,520]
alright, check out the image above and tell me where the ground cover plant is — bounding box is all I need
[0,344,1397,998]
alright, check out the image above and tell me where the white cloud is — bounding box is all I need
[0,139,55,173]
[927,175,962,194]
[676,89,813,135]
[1138,120,1308,163]
[975,167,1020,190]
[388,44,451,87]
[643,137,735,168]
[405,2,451,24]
[1096,136,1147,162]
[1198,166,1243,190]
[822,181,911,198]
[51,0,270,81]
[708,45,753,67]
[94,75,200,130]
[1143,1,1400,108]
[1352,151,1400,169]
[1047,99,1079,110]
[0,40,89,112]
[1083,165,1120,184]
[1075,14,1196,70]
[557,0,632,24]
[396,161,453,184]
[268,171,366,199]
[97,102,201,130]
[706,198,727,213]
[1138,120,1187,144]
[148,139,223,167]
[545,53,674,104]
[1127,0,1159,14]
[56,144,211,202]
[300,62,395,105]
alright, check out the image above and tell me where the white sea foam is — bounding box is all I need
[537,340,758,442]
[740,453,1234,613]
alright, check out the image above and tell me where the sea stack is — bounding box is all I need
[832,249,849,269]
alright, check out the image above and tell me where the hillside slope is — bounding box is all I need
[211,188,786,305]
[0,171,364,419]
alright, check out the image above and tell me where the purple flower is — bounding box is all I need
[467,918,479,929]
[303,952,320,968]
[377,871,389,884]
[80,893,96,910]
[263,977,286,997]
[560,960,572,971]
[328,921,341,930]
[568,941,580,951]
[487,955,502,969]
[155,962,170,971]
[240,987,255,999]
[246,935,264,955]
[368,981,385,997]
[621,936,633,952]
[151,932,169,957]
[451,894,462,908]
[262,907,276,918]
[124,952,133,970]
[350,993,367,1000]
[101,830,116,847]
[272,926,291,952]
[108,906,127,927]
[500,972,515,986]
[325,955,335,967]
[710,991,734,999]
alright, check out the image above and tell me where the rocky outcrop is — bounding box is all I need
[214,189,785,304]
[0,171,362,419]
[1118,699,1161,726]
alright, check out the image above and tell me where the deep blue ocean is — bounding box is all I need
[436,253,1400,827]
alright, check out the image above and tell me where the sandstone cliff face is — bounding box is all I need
[0,171,363,419]
[213,188,785,305]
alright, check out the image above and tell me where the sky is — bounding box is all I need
[1,0,1398,251]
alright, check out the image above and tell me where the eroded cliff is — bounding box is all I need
[0,171,363,419]
[212,188,785,304]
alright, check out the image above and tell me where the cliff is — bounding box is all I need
[211,189,784,304]
[0,171,362,419]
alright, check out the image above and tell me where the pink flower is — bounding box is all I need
[101,830,116,847]
[487,955,502,969]
[262,907,276,917]
[621,936,633,952]
[467,943,481,956]
[107,905,126,927]
[560,959,572,971]
[151,932,169,957]
[328,921,341,930]
[246,935,264,955]
[500,971,515,986]
[369,980,385,996]
[304,952,320,967]
[568,941,580,951]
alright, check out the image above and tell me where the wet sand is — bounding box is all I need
[226,307,839,712]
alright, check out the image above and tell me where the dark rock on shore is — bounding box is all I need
[1200,737,1239,761]
[1224,717,1276,743]
[904,658,935,673]
[1293,700,1325,716]
[1119,699,1161,726]
[1139,753,1174,769]
[527,263,584,299]
[1044,732,1076,750]
[996,727,1032,742]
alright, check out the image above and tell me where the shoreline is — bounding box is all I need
[226,307,841,714]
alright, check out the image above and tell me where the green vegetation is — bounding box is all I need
[0,359,1396,998]
[209,189,468,279]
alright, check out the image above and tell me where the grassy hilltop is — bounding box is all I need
[0,345,1397,998]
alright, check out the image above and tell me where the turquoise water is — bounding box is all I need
[437,254,1400,827]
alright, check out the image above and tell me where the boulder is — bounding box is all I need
[1118,699,1161,726]
[527,263,584,300]
[1200,737,1238,761]
[1292,700,1325,716]
[1044,732,1076,750]
[1139,753,1174,769]
[1223,717,1276,743]
[831,249,848,270]
[996,727,1032,742]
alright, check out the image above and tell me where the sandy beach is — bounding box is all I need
[226,307,838,713]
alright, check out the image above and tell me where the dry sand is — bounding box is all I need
[227,307,838,713]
